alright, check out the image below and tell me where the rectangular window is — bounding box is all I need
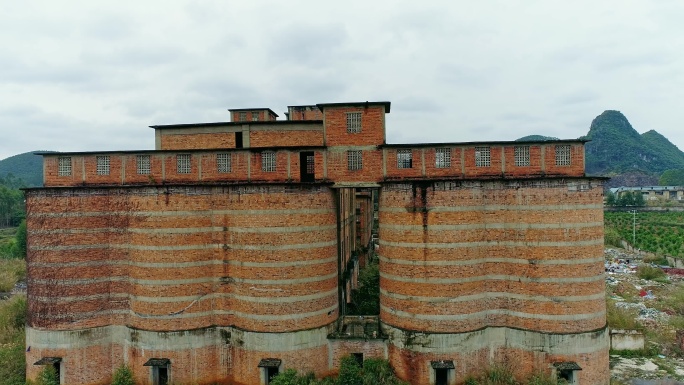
[397,149,412,169]
[435,148,451,168]
[177,154,191,174]
[261,151,276,172]
[252,111,259,121]
[96,155,110,175]
[347,150,362,170]
[514,146,530,166]
[239,112,247,122]
[475,146,491,167]
[217,153,231,173]
[555,145,571,166]
[346,112,362,133]
[58,157,72,176]
[137,155,151,175]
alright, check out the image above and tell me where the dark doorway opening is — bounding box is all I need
[300,151,315,182]
[266,366,279,385]
[236,132,243,148]
[353,353,364,366]
[157,367,168,385]
[435,368,448,385]
[53,363,61,384]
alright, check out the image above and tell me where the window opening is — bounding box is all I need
[235,132,243,148]
[435,148,451,168]
[217,153,231,173]
[137,155,151,175]
[300,151,315,182]
[58,157,72,176]
[177,154,191,174]
[252,111,260,121]
[239,112,247,122]
[397,149,413,169]
[144,358,170,385]
[262,151,276,172]
[347,150,363,171]
[96,155,110,175]
[475,146,491,167]
[514,146,530,166]
[347,112,362,133]
[555,145,571,166]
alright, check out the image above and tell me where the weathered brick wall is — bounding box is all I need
[160,132,238,150]
[249,129,323,147]
[378,179,605,334]
[27,184,339,333]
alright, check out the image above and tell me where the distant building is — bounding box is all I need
[610,186,684,202]
[26,101,608,385]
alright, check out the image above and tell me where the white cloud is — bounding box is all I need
[1,0,684,160]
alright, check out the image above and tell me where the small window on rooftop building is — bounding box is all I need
[239,112,247,122]
[397,149,412,169]
[261,151,276,172]
[475,146,491,167]
[58,157,72,176]
[348,150,363,171]
[96,155,110,175]
[137,155,151,175]
[514,146,530,167]
[435,148,451,168]
[252,112,259,121]
[177,154,191,174]
[217,153,231,173]
[555,145,571,166]
[347,112,362,133]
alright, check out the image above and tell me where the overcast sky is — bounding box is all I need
[1,0,683,161]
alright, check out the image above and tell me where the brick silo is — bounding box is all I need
[378,179,609,385]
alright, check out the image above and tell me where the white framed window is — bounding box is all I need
[475,146,491,167]
[514,146,530,166]
[96,155,110,175]
[346,112,362,133]
[252,112,259,121]
[239,112,247,122]
[347,150,362,170]
[435,148,451,168]
[58,156,72,176]
[397,149,412,169]
[555,145,571,166]
[261,151,276,172]
[137,155,151,175]
[217,153,231,173]
[177,154,191,174]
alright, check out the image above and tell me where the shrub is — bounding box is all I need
[112,364,135,385]
[35,366,59,385]
[636,265,667,281]
[606,300,643,331]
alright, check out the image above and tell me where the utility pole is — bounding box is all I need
[630,209,637,246]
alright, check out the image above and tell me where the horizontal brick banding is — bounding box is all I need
[26,185,339,332]
[378,180,605,334]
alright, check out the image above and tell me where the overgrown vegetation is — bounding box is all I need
[605,191,645,207]
[0,295,27,385]
[0,258,26,293]
[34,365,58,385]
[606,300,644,331]
[604,211,684,257]
[112,364,135,385]
[270,356,407,385]
[348,259,379,315]
[636,265,667,281]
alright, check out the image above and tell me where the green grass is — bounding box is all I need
[0,295,26,385]
[0,259,26,293]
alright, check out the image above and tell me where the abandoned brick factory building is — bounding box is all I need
[25,101,608,385]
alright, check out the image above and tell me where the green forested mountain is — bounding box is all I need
[515,135,559,142]
[583,110,684,175]
[0,151,52,187]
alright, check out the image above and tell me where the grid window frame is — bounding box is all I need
[96,155,110,175]
[347,150,363,171]
[346,112,362,133]
[435,148,451,168]
[177,154,192,174]
[475,146,491,167]
[555,145,572,166]
[252,111,259,121]
[514,146,530,167]
[238,112,247,122]
[261,151,276,172]
[217,153,231,173]
[58,156,72,176]
[397,149,413,169]
[137,155,151,175]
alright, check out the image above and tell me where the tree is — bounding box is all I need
[633,192,646,207]
[338,356,363,385]
[349,262,379,315]
[605,191,616,206]
[618,191,635,207]
[13,221,26,259]
[659,169,684,186]
[111,364,135,385]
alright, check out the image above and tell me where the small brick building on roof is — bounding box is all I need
[26,101,608,385]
